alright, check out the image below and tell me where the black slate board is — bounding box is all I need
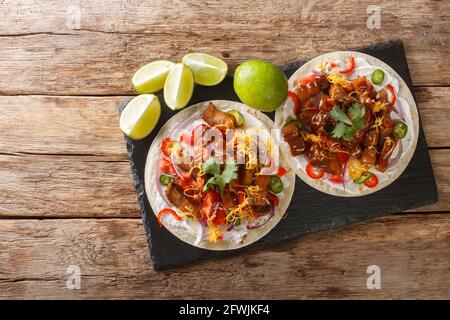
[120,40,438,271]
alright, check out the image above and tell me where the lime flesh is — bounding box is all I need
[132,60,174,94]
[120,94,161,140]
[164,63,194,110]
[182,53,228,86]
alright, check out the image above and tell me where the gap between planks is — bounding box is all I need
[0,86,448,98]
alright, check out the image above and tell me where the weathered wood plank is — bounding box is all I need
[0,215,448,299]
[0,149,447,218]
[0,96,127,157]
[0,88,449,159]
[0,154,140,217]
[415,87,450,148]
[0,0,448,94]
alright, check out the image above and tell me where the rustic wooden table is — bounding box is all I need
[0,0,449,299]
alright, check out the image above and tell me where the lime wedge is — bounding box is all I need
[164,63,194,110]
[182,53,227,86]
[132,60,175,94]
[120,94,161,140]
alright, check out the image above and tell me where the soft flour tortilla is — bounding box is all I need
[145,100,296,250]
[275,51,419,197]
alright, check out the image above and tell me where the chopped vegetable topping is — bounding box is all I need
[393,121,408,139]
[354,171,372,184]
[227,109,245,127]
[364,172,379,188]
[386,84,396,105]
[159,173,175,186]
[306,162,325,179]
[201,157,238,193]
[269,175,283,194]
[276,167,288,177]
[330,104,366,141]
[327,73,352,90]
[339,56,355,74]
[372,101,387,113]
[371,69,385,85]
[287,91,302,113]
[157,208,182,227]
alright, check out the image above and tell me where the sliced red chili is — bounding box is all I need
[364,172,379,188]
[159,158,175,175]
[329,174,344,184]
[386,84,396,106]
[306,162,325,179]
[339,56,355,74]
[297,74,316,86]
[336,152,349,165]
[161,137,175,157]
[268,192,279,207]
[288,91,301,114]
[213,207,227,225]
[157,208,182,227]
[276,167,288,177]
[237,192,246,204]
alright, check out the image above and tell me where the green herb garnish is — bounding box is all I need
[201,157,238,193]
[330,103,366,141]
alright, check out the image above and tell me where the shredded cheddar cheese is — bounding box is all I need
[207,221,223,243]
[225,196,254,226]
[302,132,323,143]
[372,101,387,113]
[372,116,384,128]
[327,73,352,90]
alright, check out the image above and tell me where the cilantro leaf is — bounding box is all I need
[353,118,366,130]
[221,162,238,181]
[343,127,357,141]
[218,162,238,192]
[331,104,366,141]
[330,107,352,125]
[331,122,350,139]
[202,176,217,192]
[348,103,366,122]
[201,159,238,193]
[201,157,220,175]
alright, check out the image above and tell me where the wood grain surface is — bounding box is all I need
[0,0,448,299]
[0,0,449,95]
[0,215,448,299]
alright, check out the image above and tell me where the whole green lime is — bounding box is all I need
[234,59,288,112]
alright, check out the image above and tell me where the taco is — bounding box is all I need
[275,51,419,196]
[145,100,295,250]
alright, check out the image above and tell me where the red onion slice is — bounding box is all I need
[342,160,349,191]
[388,140,403,169]
[155,166,170,205]
[170,151,189,181]
[392,99,406,122]
[194,222,204,246]
[247,207,274,230]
